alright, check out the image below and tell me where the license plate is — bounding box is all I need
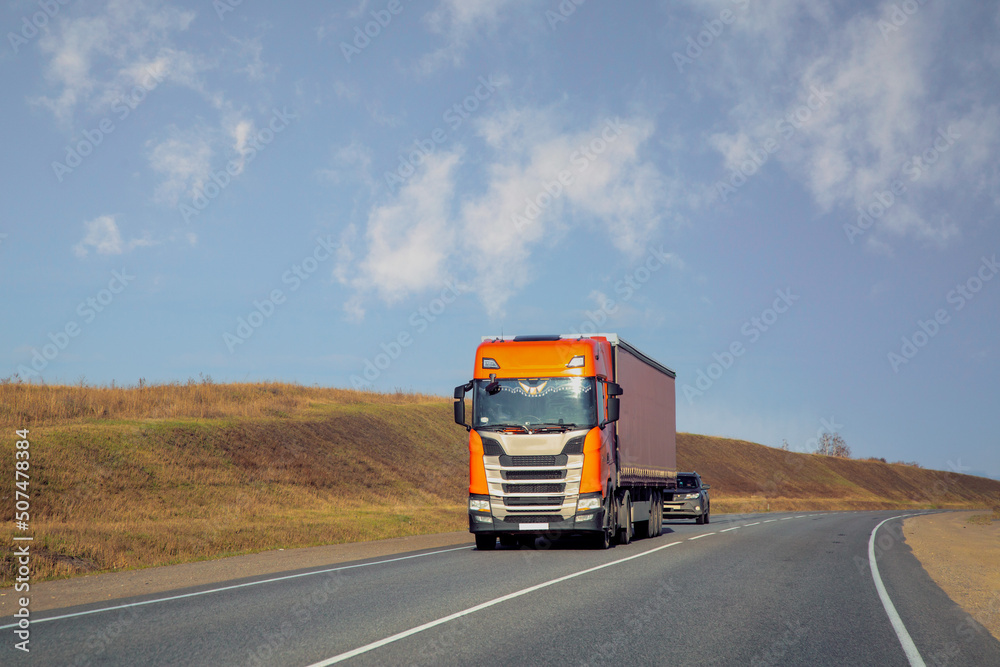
[519,523,548,530]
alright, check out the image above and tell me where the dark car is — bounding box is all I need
[663,471,711,524]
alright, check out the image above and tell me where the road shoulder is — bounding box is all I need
[904,511,1000,640]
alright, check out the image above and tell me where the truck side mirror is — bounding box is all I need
[454,382,472,430]
[603,396,620,427]
[607,382,622,397]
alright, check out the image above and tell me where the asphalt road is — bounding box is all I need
[4,511,999,666]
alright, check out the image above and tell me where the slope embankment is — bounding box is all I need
[1,382,997,586]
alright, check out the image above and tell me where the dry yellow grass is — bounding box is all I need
[904,513,1000,640]
[0,380,442,426]
[677,432,1000,511]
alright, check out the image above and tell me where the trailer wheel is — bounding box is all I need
[475,534,497,550]
[651,490,662,537]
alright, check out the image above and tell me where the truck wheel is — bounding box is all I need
[617,493,633,545]
[652,491,662,537]
[591,528,611,550]
[475,534,497,550]
[499,535,518,548]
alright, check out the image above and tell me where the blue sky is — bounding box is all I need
[2,0,998,479]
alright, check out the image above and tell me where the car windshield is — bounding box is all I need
[473,377,596,430]
[677,476,698,489]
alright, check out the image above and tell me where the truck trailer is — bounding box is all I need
[453,334,677,549]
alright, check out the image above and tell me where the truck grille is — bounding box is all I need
[503,496,563,507]
[502,470,565,480]
[499,455,567,467]
[502,483,565,494]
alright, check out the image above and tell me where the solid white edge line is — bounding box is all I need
[0,546,472,630]
[306,540,684,666]
[869,515,926,667]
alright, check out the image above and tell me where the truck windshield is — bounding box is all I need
[473,377,596,430]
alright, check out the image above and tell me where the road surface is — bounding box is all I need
[4,511,998,666]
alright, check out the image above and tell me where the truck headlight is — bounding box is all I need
[577,495,602,512]
[469,498,491,513]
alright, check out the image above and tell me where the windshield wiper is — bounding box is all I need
[527,422,580,432]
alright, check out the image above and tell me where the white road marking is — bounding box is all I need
[869,515,926,667]
[746,522,760,526]
[719,527,740,533]
[306,540,685,666]
[763,519,778,523]
[780,517,794,521]
[795,515,806,518]
[687,533,715,541]
[0,545,472,630]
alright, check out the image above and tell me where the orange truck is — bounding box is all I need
[453,334,677,549]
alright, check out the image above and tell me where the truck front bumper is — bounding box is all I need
[469,509,605,535]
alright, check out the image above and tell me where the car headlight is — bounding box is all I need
[577,495,602,512]
[679,493,700,500]
[469,498,491,512]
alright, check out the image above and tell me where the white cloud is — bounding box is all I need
[73,215,155,258]
[147,130,214,205]
[32,0,196,127]
[340,106,681,318]
[415,0,524,74]
[694,0,1000,249]
[349,151,461,304]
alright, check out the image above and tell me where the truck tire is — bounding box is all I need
[617,493,633,545]
[499,535,518,548]
[475,534,497,550]
[651,490,662,537]
[590,528,611,550]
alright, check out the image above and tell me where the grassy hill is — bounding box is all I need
[2,382,997,586]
